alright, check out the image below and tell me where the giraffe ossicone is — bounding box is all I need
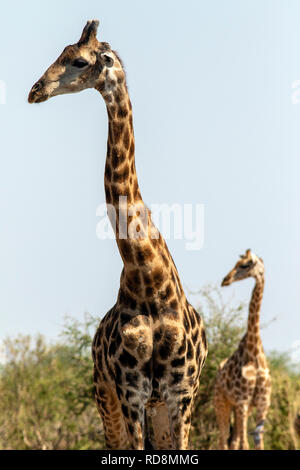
[28,20,208,450]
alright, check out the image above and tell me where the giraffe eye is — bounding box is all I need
[240,263,251,269]
[72,58,89,68]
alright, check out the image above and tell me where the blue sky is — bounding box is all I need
[0,0,299,356]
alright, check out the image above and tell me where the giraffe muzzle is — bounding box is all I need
[221,275,231,286]
[28,81,48,104]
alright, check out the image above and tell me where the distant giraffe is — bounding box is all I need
[294,412,300,439]
[28,20,208,450]
[214,249,271,450]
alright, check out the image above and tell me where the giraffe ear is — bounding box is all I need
[101,52,114,68]
[78,20,99,45]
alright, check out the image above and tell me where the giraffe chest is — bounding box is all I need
[93,302,207,397]
[218,354,270,403]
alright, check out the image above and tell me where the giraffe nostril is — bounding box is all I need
[32,81,43,92]
[28,80,47,103]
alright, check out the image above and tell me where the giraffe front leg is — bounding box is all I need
[119,396,147,450]
[252,389,271,450]
[229,408,240,450]
[163,392,194,450]
[94,380,129,449]
[214,390,232,450]
[248,374,271,450]
[117,372,152,450]
[235,402,250,450]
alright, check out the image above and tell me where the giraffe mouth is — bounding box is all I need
[34,95,49,103]
[28,82,49,103]
[221,276,231,287]
[28,90,49,104]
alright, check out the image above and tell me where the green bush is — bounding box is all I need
[0,314,105,450]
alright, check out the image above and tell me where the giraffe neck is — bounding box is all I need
[95,77,147,260]
[246,275,265,348]
[95,74,180,303]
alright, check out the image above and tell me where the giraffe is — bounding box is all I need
[28,20,208,450]
[213,249,271,450]
[294,412,300,439]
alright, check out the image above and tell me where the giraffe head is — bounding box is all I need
[221,249,264,286]
[28,20,124,104]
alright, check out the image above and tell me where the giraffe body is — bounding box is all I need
[28,20,208,450]
[214,249,271,450]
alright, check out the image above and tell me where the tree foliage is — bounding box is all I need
[0,315,105,450]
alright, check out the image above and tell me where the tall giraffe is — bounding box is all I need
[28,20,208,450]
[213,249,271,450]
